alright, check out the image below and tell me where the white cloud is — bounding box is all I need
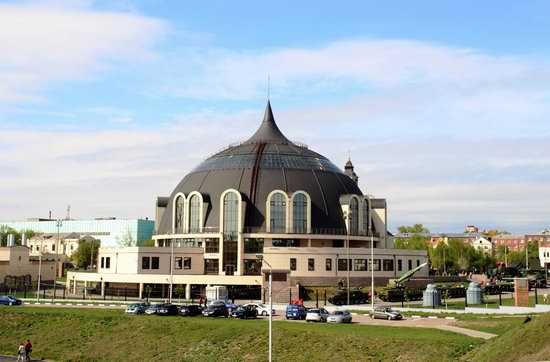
[0,1,166,105]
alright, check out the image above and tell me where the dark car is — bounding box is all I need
[157,304,179,316]
[0,296,22,306]
[145,303,169,315]
[179,304,203,317]
[202,304,229,317]
[231,305,258,319]
[285,304,307,320]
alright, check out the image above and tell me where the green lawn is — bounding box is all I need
[0,306,482,361]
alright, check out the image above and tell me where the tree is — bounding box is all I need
[117,228,136,247]
[174,285,186,302]
[140,239,155,247]
[0,226,39,246]
[394,224,430,250]
[71,240,101,269]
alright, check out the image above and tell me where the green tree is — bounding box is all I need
[394,224,430,250]
[71,240,101,269]
[0,226,39,246]
[174,285,186,302]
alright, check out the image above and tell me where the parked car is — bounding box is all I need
[242,303,275,316]
[203,304,229,317]
[145,303,168,315]
[208,300,238,312]
[327,310,353,323]
[285,304,307,320]
[231,305,258,319]
[156,304,179,316]
[0,296,22,306]
[178,304,203,317]
[305,308,330,322]
[368,307,403,320]
[125,302,151,315]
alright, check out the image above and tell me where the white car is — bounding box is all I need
[327,310,352,323]
[305,308,330,322]
[243,303,275,316]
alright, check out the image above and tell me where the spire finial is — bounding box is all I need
[348,150,351,160]
[268,75,270,100]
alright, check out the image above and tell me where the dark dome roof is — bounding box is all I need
[157,101,363,233]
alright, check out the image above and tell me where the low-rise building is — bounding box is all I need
[0,245,55,282]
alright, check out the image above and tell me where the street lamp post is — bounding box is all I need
[54,219,62,299]
[169,236,174,303]
[371,233,375,312]
[256,254,272,362]
[37,239,43,302]
[343,211,351,306]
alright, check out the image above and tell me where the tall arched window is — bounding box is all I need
[293,193,308,234]
[223,192,239,239]
[223,192,239,276]
[189,194,201,232]
[363,199,370,233]
[270,193,286,233]
[349,198,359,235]
[175,196,185,233]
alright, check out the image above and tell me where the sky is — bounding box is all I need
[1,0,549,234]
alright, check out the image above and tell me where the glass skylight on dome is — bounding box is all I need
[192,154,342,173]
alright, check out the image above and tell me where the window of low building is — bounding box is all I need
[243,259,261,275]
[184,257,191,269]
[142,256,150,270]
[408,259,412,271]
[205,259,219,274]
[100,257,104,269]
[244,238,264,254]
[326,258,332,271]
[272,239,299,247]
[354,259,367,271]
[151,257,159,270]
[368,259,380,271]
[338,258,351,271]
[397,259,402,271]
[308,258,315,271]
[205,239,219,253]
[333,240,344,248]
[175,257,183,269]
[105,257,111,269]
[383,259,394,271]
[290,258,297,271]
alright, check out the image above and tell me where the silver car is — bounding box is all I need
[305,308,330,322]
[368,307,403,320]
[327,310,352,323]
[125,302,150,315]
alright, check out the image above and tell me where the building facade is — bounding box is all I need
[68,102,428,302]
[0,218,154,247]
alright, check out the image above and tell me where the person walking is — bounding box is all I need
[24,340,32,361]
[16,342,25,361]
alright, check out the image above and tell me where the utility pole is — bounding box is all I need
[53,219,63,298]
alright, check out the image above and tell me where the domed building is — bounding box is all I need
[68,102,428,302]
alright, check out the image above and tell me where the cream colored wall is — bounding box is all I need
[0,246,56,281]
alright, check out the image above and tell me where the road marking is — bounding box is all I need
[428,316,438,319]
[87,304,94,306]
[411,315,420,318]
[45,303,51,305]
[109,304,117,307]
[98,304,105,307]
[34,303,41,305]
[445,317,456,320]
[66,303,73,305]
[76,304,83,306]
[55,303,62,306]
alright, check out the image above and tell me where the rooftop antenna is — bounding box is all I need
[66,205,71,220]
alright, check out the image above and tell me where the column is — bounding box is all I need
[138,282,143,299]
[185,283,191,300]
[72,279,77,294]
[100,280,105,297]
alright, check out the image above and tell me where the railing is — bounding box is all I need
[155,227,380,237]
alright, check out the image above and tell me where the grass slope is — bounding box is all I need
[465,312,550,362]
[0,307,481,361]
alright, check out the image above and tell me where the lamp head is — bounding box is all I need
[255,254,264,260]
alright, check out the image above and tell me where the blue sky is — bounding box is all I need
[1,0,549,233]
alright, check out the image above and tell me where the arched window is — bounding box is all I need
[292,193,308,234]
[175,195,185,233]
[270,193,286,233]
[349,198,359,235]
[189,194,201,232]
[363,199,370,233]
[223,192,239,240]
